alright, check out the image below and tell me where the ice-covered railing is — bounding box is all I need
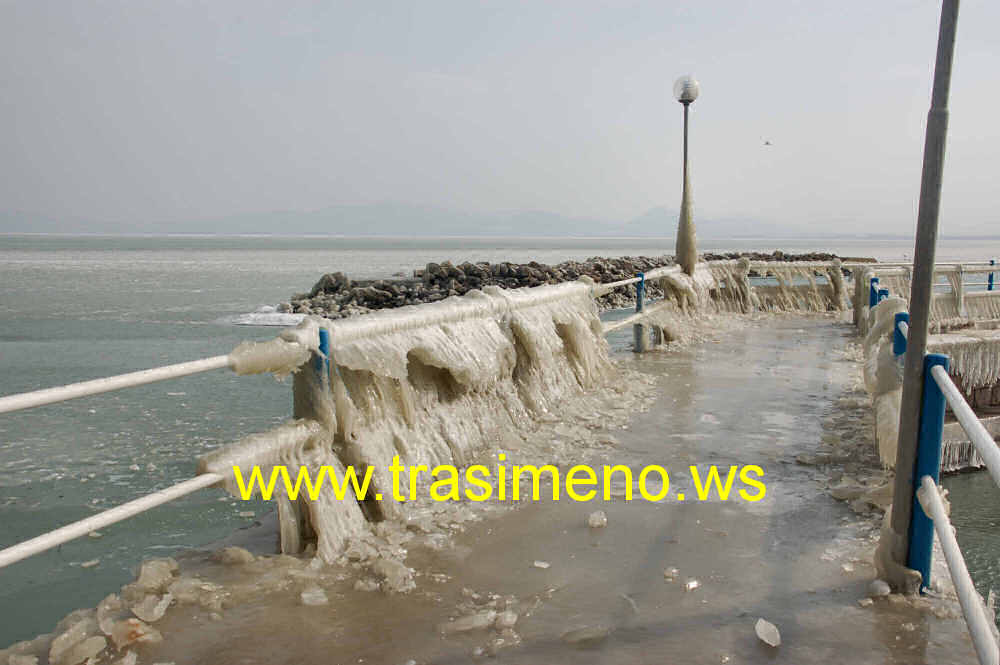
[0,278,620,569]
[851,260,1000,334]
[888,306,1000,665]
[0,333,322,568]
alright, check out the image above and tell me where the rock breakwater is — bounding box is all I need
[283,251,852,319]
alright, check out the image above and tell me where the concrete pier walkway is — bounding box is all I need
[143,315,978,665]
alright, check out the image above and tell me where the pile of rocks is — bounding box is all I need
[282,251,850,319]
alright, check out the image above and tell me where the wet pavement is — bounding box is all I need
[141,314,978,665]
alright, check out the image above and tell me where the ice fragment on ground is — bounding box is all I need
[495,610,518,629]
[96,594,123,636]
[9,655,39,665]
[841,563,855,573]
[439,610,497,635]
[110,619,163,650]
[300,586,329,606]
[354,578,379,592]
[48,618,97,665]
[587,511,608,528]
[79,559,99,569]
[684,579,700,591]
[532,560,550,569]
[217,546,255,565]
[372,557,415,593]
[131,593,172,623]
[868,579,891,598]
[135,559,176,593]
[561,625,610,647]
[754,618,781,647]
[858,598,874,608]
[88,531,102,539]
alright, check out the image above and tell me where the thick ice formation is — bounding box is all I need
[199,280,616,560]
[927,330,1000,391]
[742,260,845,313]
[860,297,908,467]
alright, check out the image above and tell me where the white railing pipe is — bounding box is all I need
[930,365,1000,489]
[0,473,223,570]
[0,356,232,415]
[918,475,1000,665]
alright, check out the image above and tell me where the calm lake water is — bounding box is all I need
[0,233,997,646]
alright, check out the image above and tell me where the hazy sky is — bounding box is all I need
[1,1,997,234]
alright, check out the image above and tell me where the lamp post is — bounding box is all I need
[673,75,700,276]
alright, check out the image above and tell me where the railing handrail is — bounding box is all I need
[0,473,223,569]
[0,355,231,415]
[918,475,1000,665]
[930,364,1000,488]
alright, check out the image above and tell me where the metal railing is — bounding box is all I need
[871,282,1000,665]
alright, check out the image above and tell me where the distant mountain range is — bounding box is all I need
[0,204,902,239]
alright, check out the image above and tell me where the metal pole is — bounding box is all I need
[683,104,689,187]
[676,102,697,276]
[890,0,960,574]
[908,353,949,590]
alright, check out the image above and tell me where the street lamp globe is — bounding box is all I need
[673,75,699,105]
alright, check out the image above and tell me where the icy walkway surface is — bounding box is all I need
[141,315,977,665]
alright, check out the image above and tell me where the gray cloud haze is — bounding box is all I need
[1,1,998,235]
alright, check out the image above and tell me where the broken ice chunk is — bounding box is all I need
[217,547,255,565]
[135,559,176,593]
[868,579,891,598]
[495,610,518,629]
[684,579,700,591]
[439,610,497,635]
[110,618,163,650]
[561,625,610,647]
[587,511,608,528]
[754,618,781,647]
[300,587,329,606]
[532,560,550,569]
[131,593,172,623]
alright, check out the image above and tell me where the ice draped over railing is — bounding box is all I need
[200,260,852,560]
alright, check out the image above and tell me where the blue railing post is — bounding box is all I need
[893,312,909,356]
[315,327,331,387]
[869,277,880,307]
[877,288,889,303]
[907,353,950,592]
[989,259,995,291]
[635,272,645,312]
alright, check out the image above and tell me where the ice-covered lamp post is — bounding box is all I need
[673,75,700,276]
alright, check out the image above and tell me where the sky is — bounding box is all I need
[1,1,997,235]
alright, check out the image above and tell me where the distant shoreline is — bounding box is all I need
[3,231,999,241]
